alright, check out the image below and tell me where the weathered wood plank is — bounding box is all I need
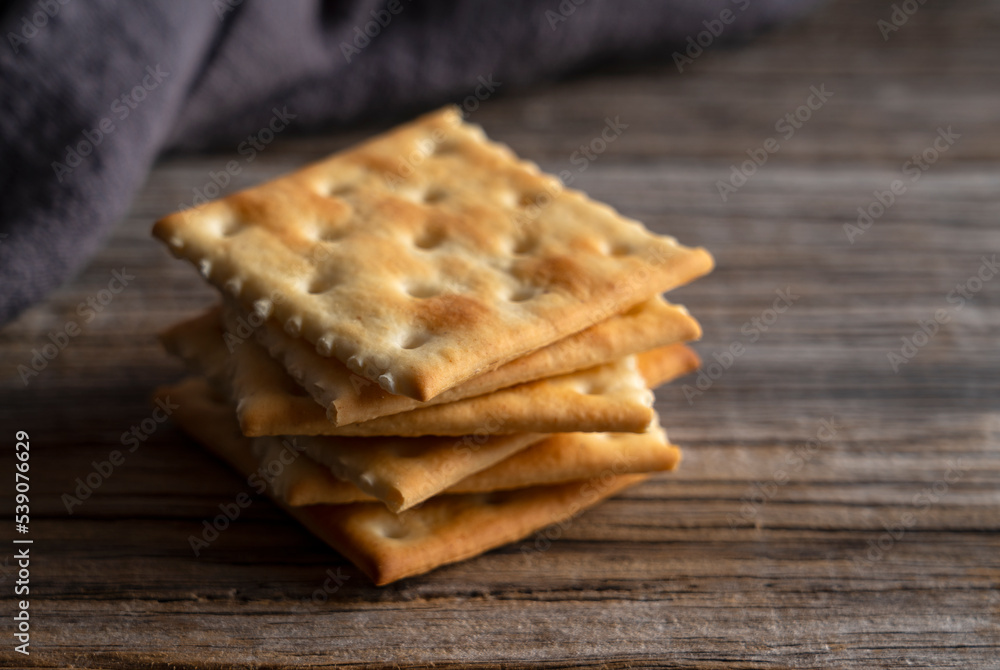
[1,0,999,666]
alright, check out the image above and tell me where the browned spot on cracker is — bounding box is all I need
[414,293,490,333]
[513,255,599,299]
[347,150,401,177]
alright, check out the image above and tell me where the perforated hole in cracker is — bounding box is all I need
[607,241,635,256]
[308,275,338,295]
[328,183,354,198]
[422,188,448,204]
[400,331,432,350]
[511,234,539,255]
[317,228,349,243]
[414,227,446,250]
[507,285,540,303]
[405,282,443,299]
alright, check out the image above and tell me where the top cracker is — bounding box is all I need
[153,107,713,400]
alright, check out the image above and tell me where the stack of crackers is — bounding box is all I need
[151,108,713,585]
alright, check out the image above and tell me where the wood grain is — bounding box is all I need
[1,0,998,667]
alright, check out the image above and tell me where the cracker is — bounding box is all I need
[155,379,647,585]
[302,473,646,586]
[155,377,251,470]
[448,426,679,494]
[294,431,543,513]
[248,294,700,425]
[636,341,702,390]
[302,354,656,437]
[153,106,714,401]
[162,377,544,512]
[253,436,372,506]
[171,308,671,437]
[269,426,680,506]
[159,306,229,386]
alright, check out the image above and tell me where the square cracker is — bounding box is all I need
[160,308,230,388]
[288,353,657,437]
[277,429,545,513]
[256,436,372,506]
[155,379,648,585]
[447,426,679,495]
[166,377,544,513]
[247,294,700,426]
[236,339,697,438]
[265,424,681,507]
[301,474,647,586]
[168,307,685,437]
[153,106,714,401]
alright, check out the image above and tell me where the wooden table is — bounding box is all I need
[2,0,998,666]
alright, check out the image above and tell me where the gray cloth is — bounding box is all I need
[0,0,821,325]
